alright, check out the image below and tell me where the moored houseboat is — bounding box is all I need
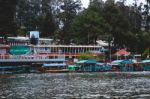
[68,60,112,72]
[111,60,134,71]
[142,60,150,71]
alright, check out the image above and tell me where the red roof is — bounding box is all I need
[0,45,9,48]
[114,49,130,56]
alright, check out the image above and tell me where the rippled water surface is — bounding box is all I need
[0,72,150,99]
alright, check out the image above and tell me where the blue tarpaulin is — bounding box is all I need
[111,60,133,65]
[42,63,66,67]
[142,60,150,63]
[76,60,97,64]
[0,66,17,69]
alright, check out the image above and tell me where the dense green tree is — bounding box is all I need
[56,0,82,44]
[38,0,56,37]
[142,48,150,59]
[137,32,150,53]
[16,0,41,31]
[79,52,95,60]
[71,7,109,44]
[0,0,17,37]
[89,0,104,10]
[16,0,57,37]
[103,0,136,49]
[143,0,150,31]
[0,0,149,55]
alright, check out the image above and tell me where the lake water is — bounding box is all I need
[0,72,150,99]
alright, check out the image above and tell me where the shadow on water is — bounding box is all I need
[0,72,150,99]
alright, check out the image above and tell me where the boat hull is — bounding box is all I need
[38,68,69,73]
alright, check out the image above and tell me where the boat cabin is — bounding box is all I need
[142,60,150,71]
[111,60,134,71]
[96,62,112,71]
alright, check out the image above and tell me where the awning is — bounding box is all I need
[42,63,66,67]
[111,60,133,65]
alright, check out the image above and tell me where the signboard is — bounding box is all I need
[29,31,39,39]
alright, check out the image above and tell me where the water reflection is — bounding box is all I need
[0,72,150,99]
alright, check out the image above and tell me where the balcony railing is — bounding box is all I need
[0,55,65,62]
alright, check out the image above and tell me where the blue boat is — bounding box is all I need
[111,60,134,71]
[39,63,69,73]
[0,65,31,74]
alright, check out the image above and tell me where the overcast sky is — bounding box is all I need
[81,0,146,8]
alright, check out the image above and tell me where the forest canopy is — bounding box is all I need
[0,0,150,54]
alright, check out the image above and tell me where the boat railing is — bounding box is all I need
[0,54,65,60]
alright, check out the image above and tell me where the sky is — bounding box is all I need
[81,0,146,8]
